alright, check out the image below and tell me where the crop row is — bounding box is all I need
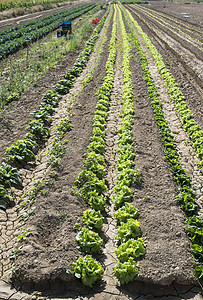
[120,0,148,4]
[111,6,146,284]
[72,5,147,287]
[72,5,117,287]
[8,7,113,273]
[0,3,96,60]
[122,4,203,283]
[0,5,110,211]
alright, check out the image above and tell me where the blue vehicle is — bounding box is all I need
[57,20,72,38]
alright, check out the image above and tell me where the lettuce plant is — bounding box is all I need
[113,258,139,284]
[76,227,103,254]
[116,219,140,243]
[6,139,36,165]
[83,209,103,230]
[72,255,104,287]
[115,238,146,262]
[114,202,139,224]
[0,162,22,187]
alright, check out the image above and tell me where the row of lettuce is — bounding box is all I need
[112,6,146,284]
[72,7,118,287]
[72,5,146,287]
[0,6,110,211]
[122,4,203,284]
[0,3,96,60]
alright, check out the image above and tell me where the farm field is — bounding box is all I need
[0,1,202,299]
[0,0,98,30]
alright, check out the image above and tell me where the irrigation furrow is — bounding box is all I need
[102,9,123,292]
[0,8,112,293]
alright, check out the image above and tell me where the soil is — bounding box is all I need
[0,2,203,300]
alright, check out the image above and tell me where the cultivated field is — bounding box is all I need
[0,1,202,299]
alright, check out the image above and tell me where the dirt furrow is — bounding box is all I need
[102,11,123,294]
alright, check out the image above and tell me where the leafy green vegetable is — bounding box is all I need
[27,120,50,140]
[114,202,139,224]
[75,170,107,198]
[88,191,106,211]
[6,139,36,164]
[117,219,140,243]
[194,264,203,284]
[113,258,139,284]
[42,90,61,107]
[0,184,12,208]
[72,255,104,287]
[186,216,203,245]
[115,238,146,262]
[113,185,133,208]
[0,162,22,187]
[191,244,203,261]
[82,209,103,230]
[76,227,103,254]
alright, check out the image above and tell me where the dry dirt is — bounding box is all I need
[0,2,203,300]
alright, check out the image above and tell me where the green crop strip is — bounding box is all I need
[0,3,96,60]
[120,0,148,3]
[111,5,146,285]
[125,5,203,174]
[71,4,117,287]
[0,5,111,211]
[82,8,113,88]
[122,4,203,283]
